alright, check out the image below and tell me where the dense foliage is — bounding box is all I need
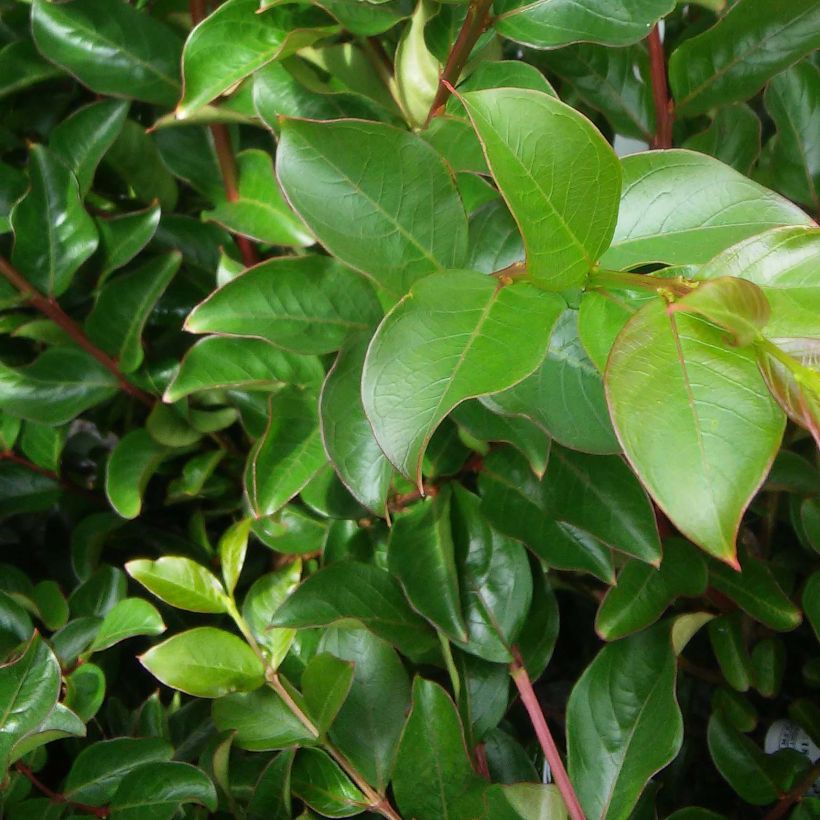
[0,0,819,818]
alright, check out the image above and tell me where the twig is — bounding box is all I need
[764,760,820,820]
[647,25,673,149]
[15,763,109,817]
[1,450,101,503]
[424,0,494,126]
[510,650,586,820]
[0,256,154,406]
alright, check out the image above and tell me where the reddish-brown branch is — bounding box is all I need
[764,760,820,820]
[647,25,673,149]
[424,0,494,126]
[15,763,109,817]
[1,450,101,502]
[510,651,586,820]
[0,256,154,406]
[474,743,491,779]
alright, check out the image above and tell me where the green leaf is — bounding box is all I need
[461,88,620,290]
[764,61,819,210]
[86,252,180,373]
[806,570,820,641]
[95,204,162,280]
[363,272,563,485]
[186,255,381,355]
[320,335,393,516]
[319,626,410,791]
[567,622,683,820]
[64,738,174,806]
[0,39,63,100]
[394,0,439,129]
[483,309,620,454]
[597,540,708,640]
[0,462,60,518]
[683,104,761,175]
[10,702,86,762]
[126,556,229,614]
[495,0,674,48]
[695,226,820,339]
[219,519,251,596]
[140,627,265,698]
[109,761,217,819]
[248,751,294,820]
[21,423,66,474]
[606,299,785,564]
[302,653,354,736]
[245,388,327,517]
[465,200,524,275]
[49,99,129,197]
[708,613,753,692]
[600,151,812,270]
[277,118,468,297]
[389,490,467,641]
[271,561,437,658]
[501,784,568,820]
[750,637,785,697]
[11,144,98,297]
[315,0,407,36]
[31,0,182,107]
[213,686,317,750]
[393,677,485,820]
[0,634,61,769]
[203,149,312,246]
[89,598,166,652]
[448,61,557,115]
[0,348,118,426]
[70,565,127,618]
[669,0,820,118]
[291,749,365,818]
[63,663,105,722]
[106,430,170,520]
[178,0,337,116]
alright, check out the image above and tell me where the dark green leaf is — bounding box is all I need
[95,205,162,280]
[302,653,354,736]
[708,614,754,692]
[0,40,63,100]
[683,104,761,175]
[291,749,366,818]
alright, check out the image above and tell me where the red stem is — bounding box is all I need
[763,760,820,820]
[510,651,586,820]
[0,256,154,406]
[647,25,673,149]
[1,450,100,502]
[424,0,494,126]
[15,763,109,817]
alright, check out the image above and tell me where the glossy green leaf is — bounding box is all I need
[178,0,337,116]
[600,151,812,270]
[363,271,563,484]
[669,0,820,117]
[319,626,410,791]
[140,627,264,698]
[248,751,294,820]
[218,519,251,596]
[186,255,381,355]
[750,637,785,697]
[0,39,63,100]
[95,205,162,280]
[271,561,437,658]
[69,565,127,618]
[11,144,98,297]
[277,118,467,297]
[389,490,467,641]
[597,540,708,641]
[106,430,169,520]
[291,749,365,818]
[606,299,785,564]
[242,561,301,666]
[109,761,217,819]
[465,200,524,275]
[0,462,61,518]
[126,556,229,614]
[567,622,683,820]
[320,335,393,516]
[203,149,312,246]
[63,663,105,722]
[302,653,354,736]
[20,423,65,474]
[10,701,86,762]
[495,0,674,49]
[314,0,407,36]
[709,613,753,692]
[461,88,620,289]
[89,598,166,652]
[31,0,182,106]
[683,104,761,175]
[0,348,118,426]
[245,388,327,517]
[86,252,180,373]
[64,738,174,806]
[30,579,68,630]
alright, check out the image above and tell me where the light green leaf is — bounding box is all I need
[185,255,381,355]
[140,627,265,698]
[126,556,229,614]
[362,271,563,485]
[605,299,785,564]
[277,118,467,297]
[89,598,166,652]
[20,423,66,474]
[461,88,620,290]
[600,151,812,270]
[63,663,105,722]
[219,519,251,596]
[106,430,169,520]
[394,0,439,128]
[31,579,68,630]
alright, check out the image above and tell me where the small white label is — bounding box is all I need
[765,719,820,798]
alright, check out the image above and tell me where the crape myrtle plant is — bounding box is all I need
[0,0,818,817]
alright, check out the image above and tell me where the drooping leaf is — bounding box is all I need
[106,430,170,520]
[362,271,563,485]
[126,556,229,614]
[461,87,621,290]
[606,299,785,564]
[277,118,468,297]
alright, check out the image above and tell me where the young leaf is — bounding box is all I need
[89,598,165,652]
[105,430,170,520]
[461,88,621,290]
[290,749,366,818]
[126,556,229,614]
[567,622,683,820]
[389,490,467,641]
[185,255,381,355]
[362,271,563,485]
[277,118,468,297]
[219,519,251,596]
[140,627,265,697]
[606,299,785,564]
[31,0,182,106]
